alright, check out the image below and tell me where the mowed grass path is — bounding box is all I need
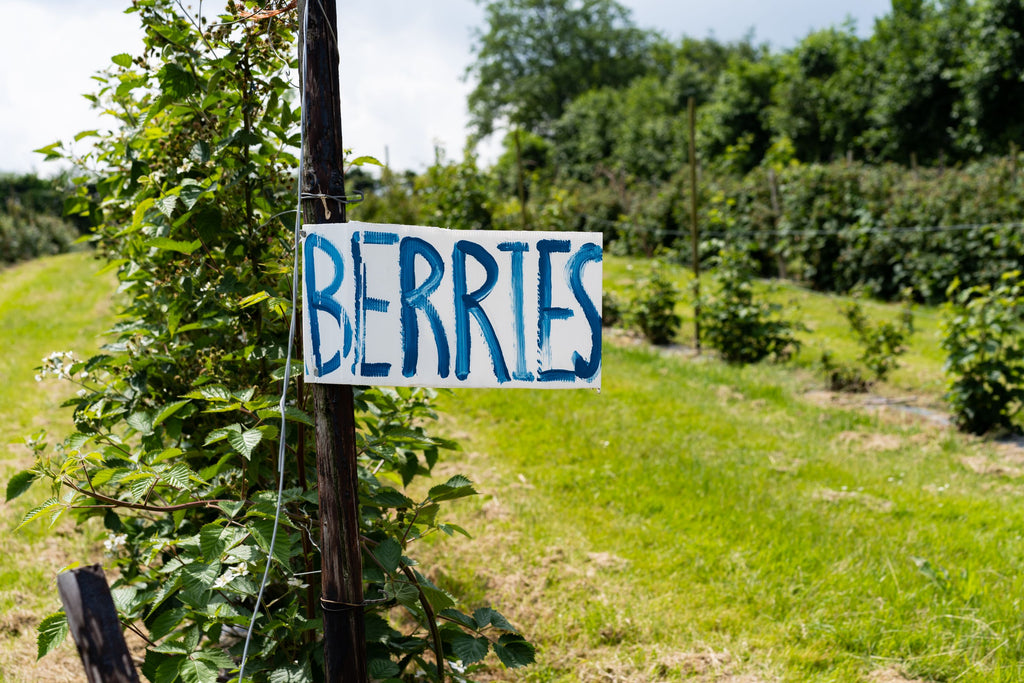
[4,252,1024,682]
[429,279,1024,681]
[0,252,115,681]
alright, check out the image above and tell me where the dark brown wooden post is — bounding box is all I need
[56,565,140,683]
[300,0,367,680]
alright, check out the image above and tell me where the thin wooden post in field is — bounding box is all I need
[300,0,368,679]
[688,96,701,353]
[57,565,140,683]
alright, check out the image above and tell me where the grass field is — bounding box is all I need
[0,252,116,681]
[4,252,1024,682]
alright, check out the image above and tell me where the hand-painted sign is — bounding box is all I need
[302,222,602,389]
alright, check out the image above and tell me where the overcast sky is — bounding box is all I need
[1,0,892,176]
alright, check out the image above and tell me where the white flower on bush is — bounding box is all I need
[36,351,78,381]
[287,576,308,589]
[213,563,250,590]
[103,533,127,554]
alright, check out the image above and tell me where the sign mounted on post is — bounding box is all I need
[302,221,602,389]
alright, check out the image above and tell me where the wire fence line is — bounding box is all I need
[574,212,1024,240]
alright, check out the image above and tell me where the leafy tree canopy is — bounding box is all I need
[466,0,655,140]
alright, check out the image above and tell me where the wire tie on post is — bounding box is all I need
[319,597,364,613]
[299,191,364,206]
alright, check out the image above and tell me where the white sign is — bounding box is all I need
[302,222,602,389]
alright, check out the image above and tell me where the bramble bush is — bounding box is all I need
[941,272,1024,435]
[699,246,802,364]
[10,2,532,681]
[627,262,681,345]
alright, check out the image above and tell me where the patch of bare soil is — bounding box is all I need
[814,487,895,512]
[868,666,932,682]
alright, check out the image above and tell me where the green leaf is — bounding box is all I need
[145,236,200,254]
[374,538,402,573]
[112,53,133,68]
[269,661,313,683]
[473,607,516,633]
[451,633,489,664]
[227,428,264,460]
[18,497,60,529]
[368,659,401,679]
[154,195,179,218]
[348,155,383,168]
[238,291,271,309]
[153,400,190,427]
[37,612,68,660]
[199,523,231,561]
[493,634,536,668]
[370,488,414,508]
[439,608,478,631]
[162,464,197,490]
[185,385,233,401]
[6,470,38,502]
[178,656,218,683]
[256,406,314,427]
[148,607,186,641]
[428,475,477,503]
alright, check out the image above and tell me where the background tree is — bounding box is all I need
[466,0,654,139]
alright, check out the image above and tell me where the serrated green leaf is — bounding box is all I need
[199,523,230,561]
[238,291,271,309]
[493,634,535,668]
[37,612,68,659]
[269,661,313,683]
[19,497,60,529]
[6,470,38,502]
[428,475,477,502]
[145,236,200,254]
[368,658,401,678]
[127,409,156,435]
[370,488,414,508]
[473,607,517,633]
[178,656,218,683]
[348,155,383,168]
[203,424,242,446]
[149,607,186,641]
[153,195,179,218]
[153,400,190,427]
[227,428,263,460]
[439,608,478,631]
[374,538,402,573]
[256,405,314,426]
[451,633,489,664]
[112,53,133,68]
[162,464,196,490]
[184,385,232,401]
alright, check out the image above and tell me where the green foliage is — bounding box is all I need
[466,0,654,138]
[0,209,80,265]
[844,295,914,382]
[416,149,495,231]
[941,272,1024,435]
[700,246,801,363]
[14,2,530,681]
[625,262,680,345]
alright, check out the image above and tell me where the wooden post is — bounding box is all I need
[688,96,701,353]
[57,565,140,683]
[767,168,787,280]
[514,127,530,230]
[300,0,368,680]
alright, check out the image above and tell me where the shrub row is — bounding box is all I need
[0,210,80,265]
[539,157,1024,304]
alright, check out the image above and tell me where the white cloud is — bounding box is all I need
[0,0,892,176]
[0,1,141,174]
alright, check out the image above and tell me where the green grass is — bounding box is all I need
[3,251,1022,682]
[0,252,116,679]
[424,257,1024,682]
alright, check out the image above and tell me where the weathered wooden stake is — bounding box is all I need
[57,565,140,683]
[300,0,368,680]
[688,96,701,353]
